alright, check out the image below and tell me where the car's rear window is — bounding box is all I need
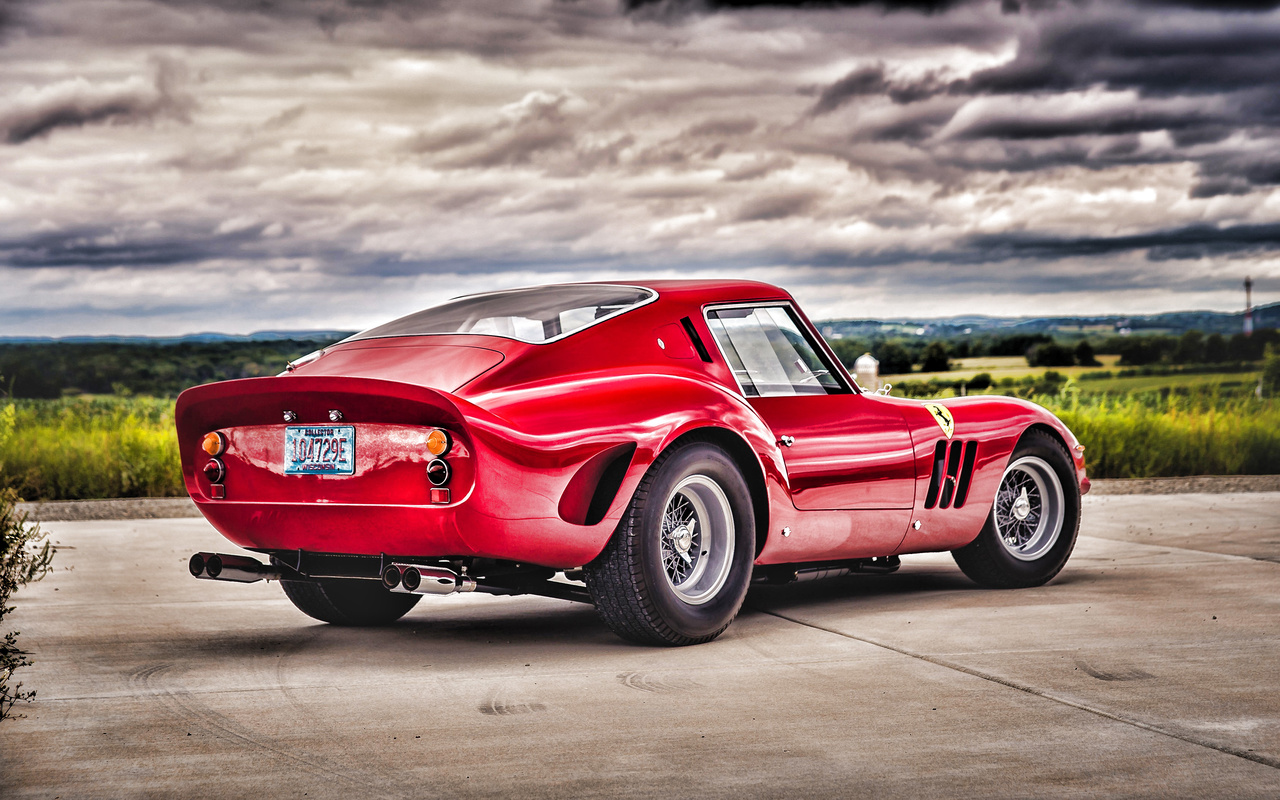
[346,284,656,344]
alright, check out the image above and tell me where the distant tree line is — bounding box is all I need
[825,328,1278,375]
[1105,329,1279,367]
[0,339,339,398]
[3,327,1276,398]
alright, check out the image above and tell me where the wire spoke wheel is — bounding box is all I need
[659,475,735,605]
[585,441,754,645]
[992,455,1065,562]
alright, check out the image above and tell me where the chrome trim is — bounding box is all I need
[340,283,660,347]
[383,563,476,595]
[701,300,856,397]
[190,552,281,583]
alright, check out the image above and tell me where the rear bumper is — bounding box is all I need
[194,499,611,568]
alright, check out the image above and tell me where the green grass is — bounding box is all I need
[0,397,183,500]
[897,354,1124,382]
[1072,372,1260,394]
[0,381,1277,500]
[1044,389,1280,478]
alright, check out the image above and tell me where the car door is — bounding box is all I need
[705,304,916,510]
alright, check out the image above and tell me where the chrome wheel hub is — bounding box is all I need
[660,475,735,605]
[993,456,1066,562]
[1012,488,1032,521]
[672,525,695,558]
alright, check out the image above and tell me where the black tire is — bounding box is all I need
[952,429,1081,589]
[280,578,420,626]
[586,441,755,646]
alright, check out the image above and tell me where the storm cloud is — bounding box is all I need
[1,0,1278,335]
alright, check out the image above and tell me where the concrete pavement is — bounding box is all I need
[1,492,1278,798]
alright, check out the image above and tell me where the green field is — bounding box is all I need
[900,354,1124,382]
[1,372,1277,500]
[0,397,182,500]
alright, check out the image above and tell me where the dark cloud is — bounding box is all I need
[0,223,275,268]
[684,115,758,137]
[799,3,1280,196]
[4,0,1280,334]
[810,64,944,115]
[944,106,1213,141]
[624,0,970,13]
[735,189,824,221]
[0,57,193,144]
[962,222,1280,263]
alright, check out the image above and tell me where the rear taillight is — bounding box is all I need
[202,431,226,456]
[203,458,225,484]
[426,458,450,486]
[427,448,451,504]
[426,428,451,456]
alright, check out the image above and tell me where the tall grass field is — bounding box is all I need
[0,397,182,500]
[1051,390,1280,478]
[0,385,1277,500]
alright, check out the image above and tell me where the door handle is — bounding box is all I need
[779,435,795,447]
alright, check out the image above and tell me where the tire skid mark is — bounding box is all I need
[477,685,547,716]
[617,670,703,694]
[127,663,410,798]
[752,606,1280,772]
[1075,659,1154,682]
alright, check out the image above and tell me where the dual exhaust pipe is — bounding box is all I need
[189,552,281,583]
[189,551,475,596]
[382,563,476,595]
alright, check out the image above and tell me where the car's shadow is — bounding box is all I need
[177,565,1106,665]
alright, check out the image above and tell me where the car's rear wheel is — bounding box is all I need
[951,429,1081,589]
[280,577,420,626]
[586,441,755,646]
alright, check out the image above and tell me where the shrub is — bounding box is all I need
[1027,342,1075,368]
[1116,335,1176,366]
[967,372,993,391]
[873,341,914,375]
[1173,331,1205,365]
[920,341,950,373]
[1075,340,1102,367]
[1263,345,1280,397]
[1,490,56,721]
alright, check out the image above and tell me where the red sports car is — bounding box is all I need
[176,280,1089,646]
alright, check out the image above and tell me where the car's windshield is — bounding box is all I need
[345,284,656,344]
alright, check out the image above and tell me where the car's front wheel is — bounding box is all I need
[586,441,755,646]
[280,577,420,626]
[951,429,1081,589]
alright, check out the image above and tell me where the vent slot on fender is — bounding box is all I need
[923,440,947,509]
[924,439,977,510]
[953,441,978,508]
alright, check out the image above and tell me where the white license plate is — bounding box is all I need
[284,425,355,475]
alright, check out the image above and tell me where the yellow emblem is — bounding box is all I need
[923,402,954,439]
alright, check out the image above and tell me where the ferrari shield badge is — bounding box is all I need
[923,402,954,439]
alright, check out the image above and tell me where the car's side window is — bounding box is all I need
[706,305,847,397]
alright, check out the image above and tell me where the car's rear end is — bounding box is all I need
[176,373,479,558]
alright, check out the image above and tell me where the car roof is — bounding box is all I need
[584,279,792,306]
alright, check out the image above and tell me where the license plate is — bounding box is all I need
[284,425,355,475]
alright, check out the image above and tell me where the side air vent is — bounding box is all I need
[680,316,713,363]
[923,440,978,510]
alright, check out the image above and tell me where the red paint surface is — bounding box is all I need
[176,279,1088,569]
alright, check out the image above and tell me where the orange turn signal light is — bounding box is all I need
[426,428,451,457]
[202,431,226,456]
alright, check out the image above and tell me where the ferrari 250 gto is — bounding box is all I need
[176,280,1089,645]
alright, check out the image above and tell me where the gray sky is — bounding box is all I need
[3,0,1278,335]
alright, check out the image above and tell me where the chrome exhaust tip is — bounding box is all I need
[189,552,280,583]
[384,563,476,595]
